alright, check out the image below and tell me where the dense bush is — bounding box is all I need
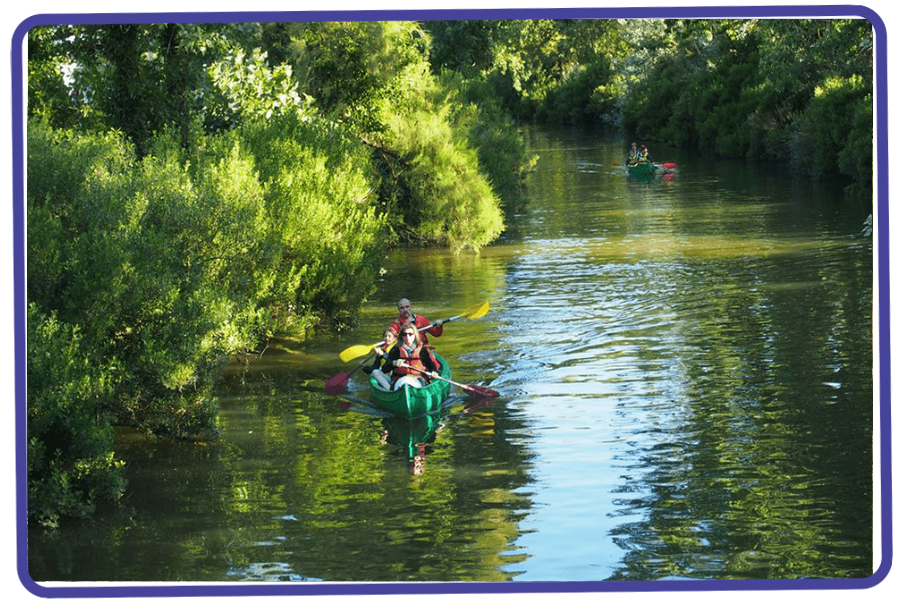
[29,122,264,437]
[237,114,389,325]
[445,72,536,212]
[383,102,505,250]
[796,75,872,184]
[27,304,125,527]
[26,116,389,523]
[537,60,620,126]
[291,21,508,251]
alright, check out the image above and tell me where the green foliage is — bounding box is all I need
[445,72,536,211]
[27,27,82,130]
[376,46,508,252]
[537,60,619,125]
[427,20,501,78]
[27,121,138,321]
[291,21,430,135]
[383,100,505,251]
[27,304,125,527]
[621,19,873,192]
[237,113,389,325]
[289,21,508,252]
[428,19,629,125]
[206,47,314,130]
[798,75,873,183]
[28,121,268,436]
[72,24,180,156]
[30,20,520,253]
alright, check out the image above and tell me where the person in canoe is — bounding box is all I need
[640,144,653,163]
[364,328,396,389]
[379,323,440,391]
[389,297,444,345]
[627,142,639,166]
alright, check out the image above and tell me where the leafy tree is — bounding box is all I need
[287,21,507,250]
[440,70,535,212]
[427,20,502,78]
[620,18,872,192]
[798,75,872,184]
[428,19,628,125]
[70,24,172,156]
[381,94,505,249]
[287,21,429,135]
[27,26,83,130]
[206,47,313,130]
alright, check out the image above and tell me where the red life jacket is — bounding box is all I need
[392,344,426,378]
[390,314,442,345]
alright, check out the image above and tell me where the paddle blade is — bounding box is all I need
[339,344,373,363]
[464,301,490,320]
[324,372,350,395]
[660,162,677,169]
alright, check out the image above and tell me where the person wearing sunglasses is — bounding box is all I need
[389,298,444,346]
[379,323,439,390]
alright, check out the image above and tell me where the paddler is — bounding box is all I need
[380,323,439,390]
[389,298,444,346]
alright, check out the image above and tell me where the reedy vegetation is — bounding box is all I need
[26,18,872,525]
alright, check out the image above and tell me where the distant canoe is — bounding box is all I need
[368,353,451,419]
[627,161,677,177]
[626,161,656,176]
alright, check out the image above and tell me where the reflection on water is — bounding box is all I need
[28,126,874,584]
[481,128,872,581]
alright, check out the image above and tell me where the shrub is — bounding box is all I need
[27,121,276,437]
[238,114,390,326]
[441,72,535,212]
[27,304,125,527]
[797,75,872,182]
[383,102,505,251]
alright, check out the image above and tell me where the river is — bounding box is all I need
[27,126,875,587]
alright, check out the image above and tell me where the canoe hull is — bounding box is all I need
[626,162,656,176]
[627,162,677,176]
[369,353,451,419]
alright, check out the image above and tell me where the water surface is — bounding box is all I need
[28,126,874,584]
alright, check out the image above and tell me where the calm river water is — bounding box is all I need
[28,126,875,587]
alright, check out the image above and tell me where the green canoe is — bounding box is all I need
[626,161,656,176]
[368,353,451,419]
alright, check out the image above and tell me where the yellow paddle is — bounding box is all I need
[326,342,396,394]
[339,341,388,364]
[338,301,490,362]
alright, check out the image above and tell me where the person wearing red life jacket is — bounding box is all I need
[380,323,439,390]
[389,298,444,346]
